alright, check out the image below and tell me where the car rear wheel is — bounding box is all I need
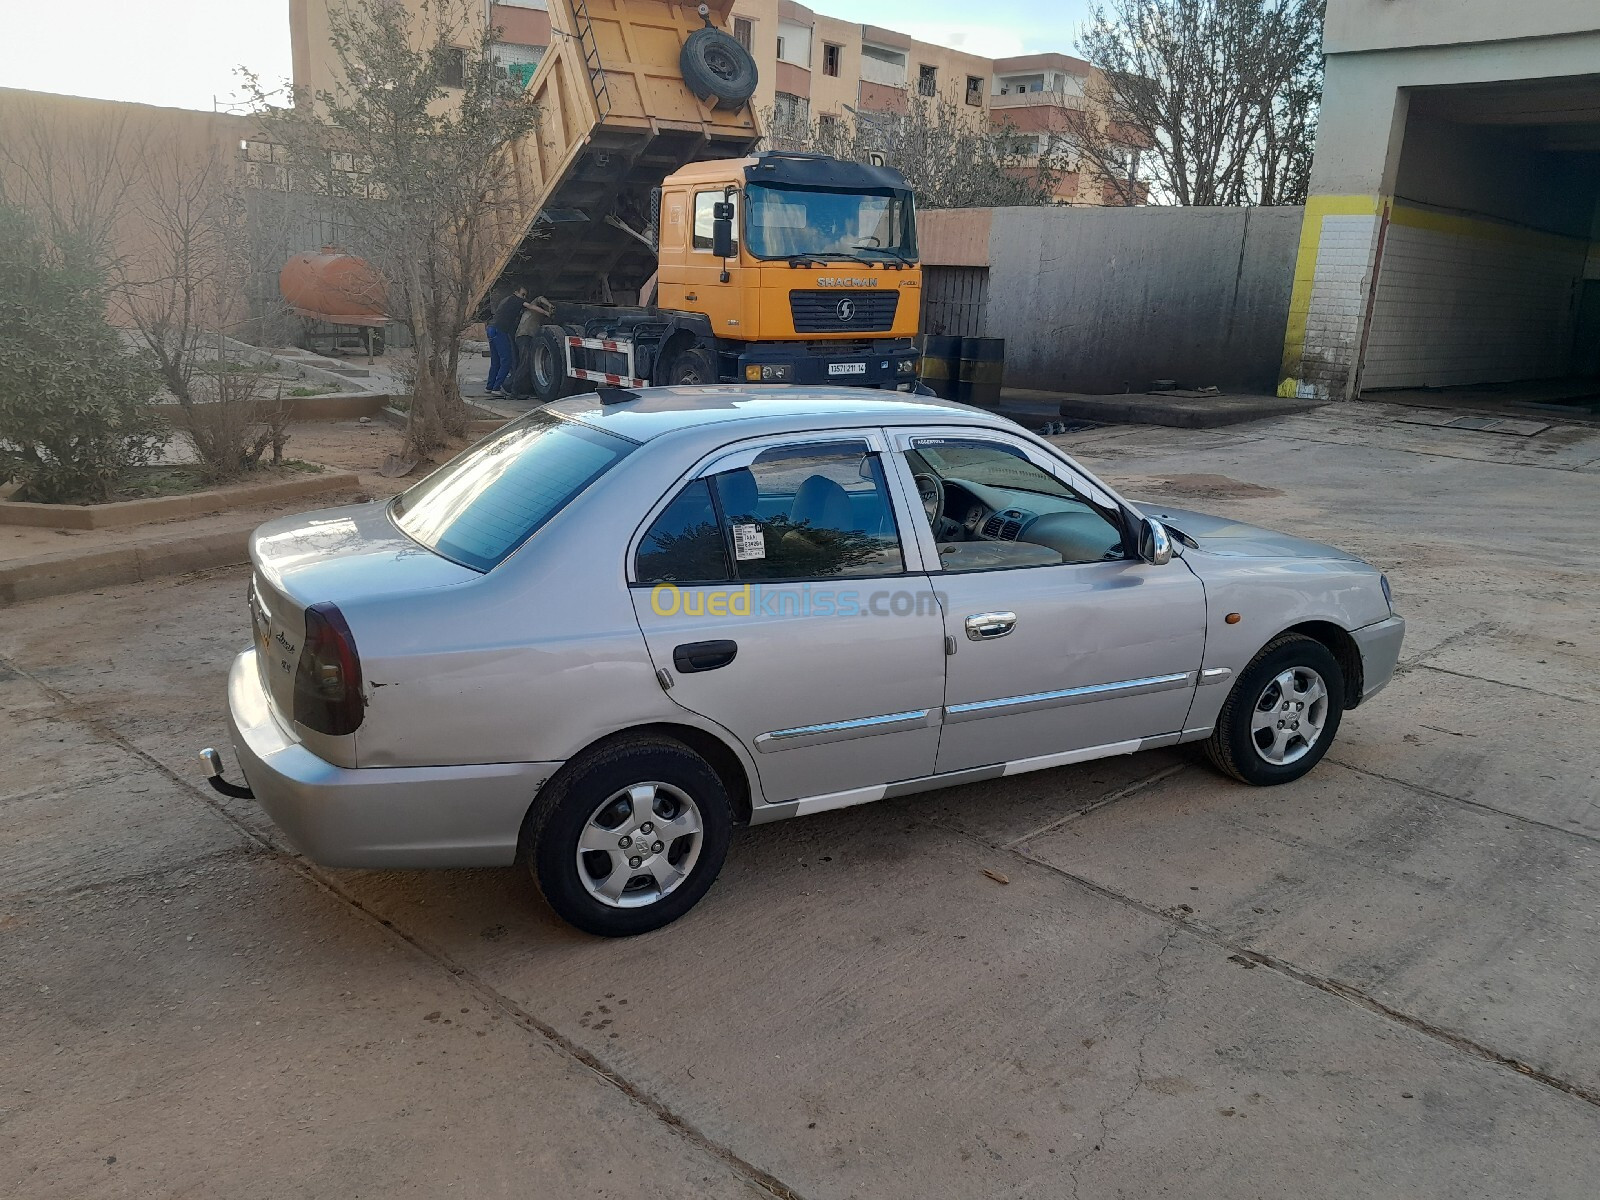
[1204,633,1344,786]
[523,736,732,936]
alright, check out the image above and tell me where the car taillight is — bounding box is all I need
[293,601,365,736]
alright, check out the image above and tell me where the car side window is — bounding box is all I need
[900,438,1127,571]
[709,441,905,580]
[636,479,733,584]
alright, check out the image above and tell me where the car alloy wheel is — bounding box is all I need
[1203,632,1344,786]
[1248,666,1329,765]
[523,735,732,936]
[574,781,704,908]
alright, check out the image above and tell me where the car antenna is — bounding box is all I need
[597,386,640,405]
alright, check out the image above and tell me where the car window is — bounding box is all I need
[636,479,733,584]
[901,438,1126,570]
[391,411,634,573]
[709,441,905,580]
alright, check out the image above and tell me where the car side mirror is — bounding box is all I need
[1138,517,1173,566]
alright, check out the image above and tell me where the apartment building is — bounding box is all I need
[290,0,1134,205]
[290,0,549,98]
[1282,0,1600,401]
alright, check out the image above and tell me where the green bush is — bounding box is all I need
[0,202,166,503]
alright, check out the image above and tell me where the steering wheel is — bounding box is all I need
[854,235,882,247]
[912,472,944,524]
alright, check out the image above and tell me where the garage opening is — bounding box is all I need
[1360,75,1600,409]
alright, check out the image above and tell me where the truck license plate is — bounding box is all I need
[828,362,866,376]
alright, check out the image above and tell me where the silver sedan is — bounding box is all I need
[207,387,1404,935]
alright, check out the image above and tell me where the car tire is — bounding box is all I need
[679,28,759,108]
[531,324,572,403]
[522,736,733,937]
[1204,633,1344,786]
[664,346,719,386]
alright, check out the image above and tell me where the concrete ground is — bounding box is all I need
[3,399,1598,1198]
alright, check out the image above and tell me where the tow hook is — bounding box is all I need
[199,747,255,799]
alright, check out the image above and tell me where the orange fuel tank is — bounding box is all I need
[279,247,387,325]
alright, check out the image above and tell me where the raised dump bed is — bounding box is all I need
[480,0,761,307]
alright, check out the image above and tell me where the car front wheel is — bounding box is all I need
[522,736,732,936]
[1204,633,1344,786]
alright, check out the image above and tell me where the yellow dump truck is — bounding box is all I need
[481,0,923,398]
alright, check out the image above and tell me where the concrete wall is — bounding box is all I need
[921,206,1302,394]
[1325,0,1599,55]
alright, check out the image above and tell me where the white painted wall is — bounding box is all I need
[1326,0,1598,55]
[1361,213,1587,389]
[776,19,812,68]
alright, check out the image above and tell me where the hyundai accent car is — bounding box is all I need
[205,387,1404,936]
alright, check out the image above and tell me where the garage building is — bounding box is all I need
[1281,1,1600,403]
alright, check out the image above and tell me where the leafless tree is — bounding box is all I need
[1075,0,1324,206]
[0,98,288,483]
[0,98,143,277]
[244,0,540,463]
[767,94,1070,209]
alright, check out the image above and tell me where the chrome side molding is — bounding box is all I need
[755,708,937,753]
[943,672,1194,724]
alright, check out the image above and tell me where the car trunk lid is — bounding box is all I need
[248,501,480,746]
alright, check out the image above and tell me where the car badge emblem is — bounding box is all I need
[836,298,856,322]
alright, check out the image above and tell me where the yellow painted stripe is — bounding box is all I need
[1278,194,1385,398]
[1388,202,1586,252]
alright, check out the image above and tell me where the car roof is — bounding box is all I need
[547,385,1003,443]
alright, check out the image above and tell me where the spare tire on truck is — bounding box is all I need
[680,27,758,108]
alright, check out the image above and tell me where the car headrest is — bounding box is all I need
[715,467,760,520]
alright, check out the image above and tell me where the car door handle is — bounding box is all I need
[964,611,1017,641]
[673,640,738,673]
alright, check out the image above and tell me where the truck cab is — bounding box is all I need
[654,152,922,387]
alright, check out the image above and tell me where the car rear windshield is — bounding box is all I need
[390,411,634,572]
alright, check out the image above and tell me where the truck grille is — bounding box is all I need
[790,290,900,334]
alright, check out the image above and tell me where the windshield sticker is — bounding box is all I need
[731,523,767,561]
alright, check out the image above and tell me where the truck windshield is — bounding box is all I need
[744,184,916,262]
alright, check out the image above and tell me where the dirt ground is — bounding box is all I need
[3,399,1599,1198]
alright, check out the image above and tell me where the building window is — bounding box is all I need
[733,17,753,52]
[966,75,983,106]
[441,46,466,89]
[823,42,841,77]
[819,113,839,136]
[773,91,809,127]
[918,64,937,97]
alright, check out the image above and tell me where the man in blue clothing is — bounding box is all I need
[485,284,529,394]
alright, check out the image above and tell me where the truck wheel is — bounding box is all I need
[680,28,758,107]
[532,324,571,403]
[665,346,718,386]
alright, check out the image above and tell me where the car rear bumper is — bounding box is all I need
[226,650,559,868]
[1352,614,1405,701]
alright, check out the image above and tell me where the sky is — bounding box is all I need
[0,0,1098,113]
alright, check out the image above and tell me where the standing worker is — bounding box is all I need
[485,284,529,395]
[507,296,556,399]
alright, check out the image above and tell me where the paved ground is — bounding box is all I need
[4,400,1599,1198]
